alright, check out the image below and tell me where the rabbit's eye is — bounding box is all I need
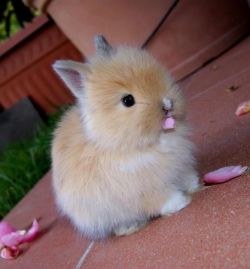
[121,94,135,107]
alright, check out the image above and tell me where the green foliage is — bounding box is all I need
[0,0,34,41]
[0,110,64,219]
[0,10,20,41]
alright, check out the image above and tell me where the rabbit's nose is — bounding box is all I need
[162,98,173,114]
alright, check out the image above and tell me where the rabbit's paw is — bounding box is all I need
[160,191,191,216]
[114,221,146,236]
[186,173,200,193]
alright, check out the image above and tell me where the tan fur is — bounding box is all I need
[52,44,200,239]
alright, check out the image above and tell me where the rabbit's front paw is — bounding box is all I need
[160,191,191,216]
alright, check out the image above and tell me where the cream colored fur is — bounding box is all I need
[52,39,200,239]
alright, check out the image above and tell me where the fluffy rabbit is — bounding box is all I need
[52,35,200,239]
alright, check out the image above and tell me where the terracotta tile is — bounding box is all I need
[0,172,90,269]
[180,37,250,100]
[3,172,57,227]
[77,38,250,269]
[46,0,249,80]
[183,38,250,173]
[148,0,249,80]
[80,175,250,269]
[188,79,250,174]
[47,0,174,55]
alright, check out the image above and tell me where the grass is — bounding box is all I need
[0,109,64,219]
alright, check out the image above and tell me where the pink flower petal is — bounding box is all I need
[163,117,175,129]
[21,219,39,243]
[1,231,25,248]
[204,165,248,184]
[0,221,16,238]
[1,219,39,248]
[0,247,20,260]
[0,222,16,249]
[235,100,250,116]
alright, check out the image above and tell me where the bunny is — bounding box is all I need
[52,35,200,239]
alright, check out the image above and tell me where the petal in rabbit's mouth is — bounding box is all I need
[162,98,175,129]
[162,116,175,129]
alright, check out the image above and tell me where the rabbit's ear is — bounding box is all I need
[94,35,113,56]
[53,60,90,99]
